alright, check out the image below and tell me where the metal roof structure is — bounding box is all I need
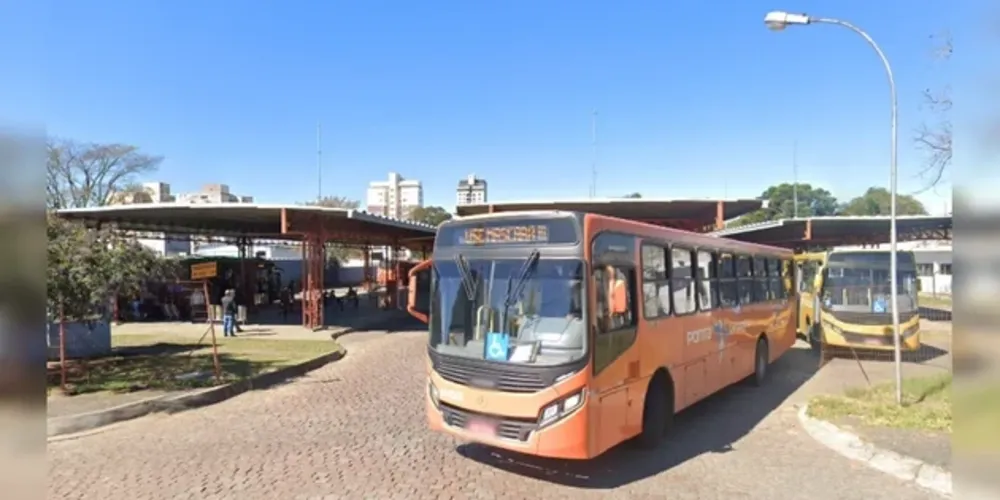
[56,203,438,249]
[454,198,764,231]
[709,215,953,249]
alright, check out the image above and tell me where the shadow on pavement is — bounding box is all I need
[455,345,820,489]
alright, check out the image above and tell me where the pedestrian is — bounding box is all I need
[221,289,238,337]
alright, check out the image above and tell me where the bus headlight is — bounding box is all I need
[539,391,584,427]
[429,382,440,408]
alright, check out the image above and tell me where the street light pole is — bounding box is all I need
[764,11,902,404]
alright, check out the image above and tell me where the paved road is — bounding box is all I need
[49,327,944,500]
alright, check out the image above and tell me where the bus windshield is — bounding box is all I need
[823,251,918,314]
[429,257,586,366]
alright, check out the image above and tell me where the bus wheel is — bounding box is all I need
[637,378,669,449]
[752,338,769,387]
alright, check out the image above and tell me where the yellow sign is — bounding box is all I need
[190,261,218,280]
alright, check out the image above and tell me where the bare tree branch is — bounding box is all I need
[46,138,163,209]
[912,32,953,194]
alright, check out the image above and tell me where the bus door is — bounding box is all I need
[407,259,433,323]
[589,234,641,453]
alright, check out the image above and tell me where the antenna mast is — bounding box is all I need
[590,110,598,198]
[317,123,323,201]
[792,140,799,218]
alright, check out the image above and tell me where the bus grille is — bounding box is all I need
[432,359,548,393]
[440,403,537,442]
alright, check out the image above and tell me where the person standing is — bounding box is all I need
[221,289,238,337]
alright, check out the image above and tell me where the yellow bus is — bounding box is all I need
[408,210,797,459]
[795,248,921,352]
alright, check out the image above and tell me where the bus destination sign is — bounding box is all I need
[461,224,550,245]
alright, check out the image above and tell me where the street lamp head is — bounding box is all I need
[764,11,812,31]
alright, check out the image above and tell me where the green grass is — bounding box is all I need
[919,293,952,311]
[48,334,343,395]
[808,373,952,432]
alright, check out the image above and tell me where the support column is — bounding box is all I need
[301,217,326,330]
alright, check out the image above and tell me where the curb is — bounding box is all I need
[47,348,346,439]
[797,404,952,498]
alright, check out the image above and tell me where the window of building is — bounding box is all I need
[640,244,669,318]
[917,263,934,276]
[671,247,697,314]
[938,263,952,275]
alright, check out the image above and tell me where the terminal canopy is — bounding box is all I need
[56,203,438,250]
[455,198,763,232]
[709,215,953,249]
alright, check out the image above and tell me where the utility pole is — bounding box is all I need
[590,110,598,198]
[793,140,799,218]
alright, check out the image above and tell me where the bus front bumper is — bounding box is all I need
[821,320,922,351]
[426,381,592,460]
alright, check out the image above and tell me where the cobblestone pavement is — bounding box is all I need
[49,330,943,500]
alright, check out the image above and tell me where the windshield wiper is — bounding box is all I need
[501,250,541,333]
[453,254,478,301]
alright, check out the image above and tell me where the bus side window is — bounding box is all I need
[752,256,768,302]
[671,247,697,314]
[697,250,715,311]
[767,258,782,300]
[717,253,738,307]
[594,265,636,334]
[640,244,670,319]
[736,255,754,305]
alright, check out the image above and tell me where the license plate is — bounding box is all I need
[863,337,884,346]
[467,417,497,437]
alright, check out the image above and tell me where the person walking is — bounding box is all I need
[221,289,238,337]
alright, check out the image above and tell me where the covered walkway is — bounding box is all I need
[57,203,438,329]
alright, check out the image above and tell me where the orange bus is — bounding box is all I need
[408,210,797,459]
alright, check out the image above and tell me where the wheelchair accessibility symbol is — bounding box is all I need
[484,332,510,361]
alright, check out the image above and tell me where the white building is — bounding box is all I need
[456,174,487,206]
[366,172,423,220]
[175,183,253,204]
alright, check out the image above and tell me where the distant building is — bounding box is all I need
[175,183,253,204]
[106,181,254,256]
[456,174,487,206]
[366,172,423,219]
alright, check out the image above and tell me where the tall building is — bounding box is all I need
[366,172,423,219]
[456,174,487,206]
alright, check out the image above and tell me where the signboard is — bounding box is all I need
[190,261,218,280]
[436,217,579,248]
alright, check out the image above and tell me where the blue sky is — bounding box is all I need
[6,0,993,213]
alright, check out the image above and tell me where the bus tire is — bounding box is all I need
[752,337,769,387]
[637,377,669,449]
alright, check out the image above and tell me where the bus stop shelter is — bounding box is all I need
[455,198,764,232]
[709,215,953,249]
[56,203,438,329]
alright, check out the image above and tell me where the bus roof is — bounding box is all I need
[449,210,791,256]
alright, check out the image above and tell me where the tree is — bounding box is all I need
[46,138,163,209]
[622,193,642,199]
[840,187,928,216]
[914,32,952,192]
[730,183,839,227]
[408,206,452,226]
[47,214,173,322]
[303,196,363,263]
